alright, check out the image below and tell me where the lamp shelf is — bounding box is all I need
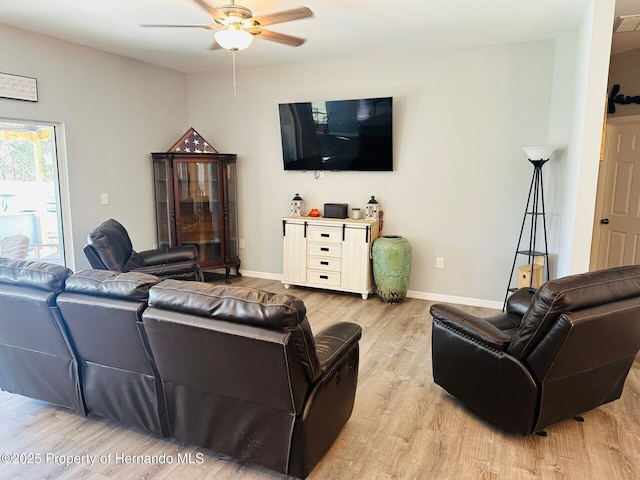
[516,249,547,257]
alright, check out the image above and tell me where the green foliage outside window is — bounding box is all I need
[0,138,54,183]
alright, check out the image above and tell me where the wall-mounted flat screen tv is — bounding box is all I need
[279,96,393,171]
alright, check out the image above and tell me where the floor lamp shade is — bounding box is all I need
[522,146,557,161]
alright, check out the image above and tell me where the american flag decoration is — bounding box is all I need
[167,127,218,154]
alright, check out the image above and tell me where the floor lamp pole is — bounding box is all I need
[504,147,555,310]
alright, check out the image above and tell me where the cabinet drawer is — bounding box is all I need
[308,227,342,244]
[307,270,341,286]
[308,242,342,257]
[308,256,341,271]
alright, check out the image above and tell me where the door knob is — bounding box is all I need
[600,218,609,225]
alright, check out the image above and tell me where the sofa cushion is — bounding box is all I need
[509,265,640,359]
[0,258,72,292]
[149,279,322,381]
[149,279,307,328]
[64,270,160,301]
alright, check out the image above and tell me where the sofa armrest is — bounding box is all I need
[430,304,512,351]
[314,322,362,372]
[131,263,202,281]
[289,322,361,478]
[139,245,198,265]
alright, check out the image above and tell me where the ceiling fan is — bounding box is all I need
[142,0,313,52]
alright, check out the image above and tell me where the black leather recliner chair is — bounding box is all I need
[83,219,203,281]
[0,258,85,414]
[142,279,362,479]
[430,265,640,435]
[56,269,170,436]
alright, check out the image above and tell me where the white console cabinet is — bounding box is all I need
[282,217,379,299]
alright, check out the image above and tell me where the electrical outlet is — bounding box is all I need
[239,239,245,249]
[436,257,445,269]
[101,193,109,205]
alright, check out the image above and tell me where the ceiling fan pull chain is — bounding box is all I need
[232,49,237,96]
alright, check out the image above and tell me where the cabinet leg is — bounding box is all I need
[284,284,290,289]
[235,262,242,277]
[362,293,369,300]
[225,267,231,284]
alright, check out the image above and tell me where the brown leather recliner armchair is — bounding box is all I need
[83,219,203,281]
[430,265,640,435]
[142,280,362,478]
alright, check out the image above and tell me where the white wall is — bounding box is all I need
[555,0,615,277]
[545,34,579,280]
[0,25,188,269]
[188,41,565,305]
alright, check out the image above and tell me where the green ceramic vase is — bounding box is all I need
[372,235,411,303]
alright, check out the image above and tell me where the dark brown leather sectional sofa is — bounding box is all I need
[0,258,362,478]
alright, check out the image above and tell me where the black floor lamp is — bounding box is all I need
[504,146,557,310]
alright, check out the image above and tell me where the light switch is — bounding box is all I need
[101,193,109,205]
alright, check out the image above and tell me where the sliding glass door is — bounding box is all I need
[0,121,65,265]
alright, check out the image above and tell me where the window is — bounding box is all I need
[0,121,65,265]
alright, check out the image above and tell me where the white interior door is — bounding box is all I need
[595,118,640,269]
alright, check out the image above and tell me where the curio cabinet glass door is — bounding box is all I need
[151,151,240,282]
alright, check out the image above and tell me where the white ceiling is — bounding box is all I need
[0,0,633,73]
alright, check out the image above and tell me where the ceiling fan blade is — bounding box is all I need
[252,28,306,47]
[190,0,218,17]
[251,7,313,27]
[140,24,221,31]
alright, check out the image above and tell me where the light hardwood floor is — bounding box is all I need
[1,277,639,479]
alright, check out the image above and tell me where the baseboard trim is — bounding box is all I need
[405,290,503,310]
[239,270,283,281]
[240,271,503,310]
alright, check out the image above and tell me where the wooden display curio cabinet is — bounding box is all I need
[151,128,240,282]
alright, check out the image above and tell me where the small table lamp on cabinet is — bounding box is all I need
[365,195,380,220]
[504,145,557,309]
[290,193,304,217]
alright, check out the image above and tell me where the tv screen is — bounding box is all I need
[279,97,393,171]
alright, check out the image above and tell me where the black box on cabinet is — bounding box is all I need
[324,203,348,219]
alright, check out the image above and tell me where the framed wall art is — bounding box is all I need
[0,72,38,102]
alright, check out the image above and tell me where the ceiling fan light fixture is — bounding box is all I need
[214,5,253,25]
[215,26,254,51]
